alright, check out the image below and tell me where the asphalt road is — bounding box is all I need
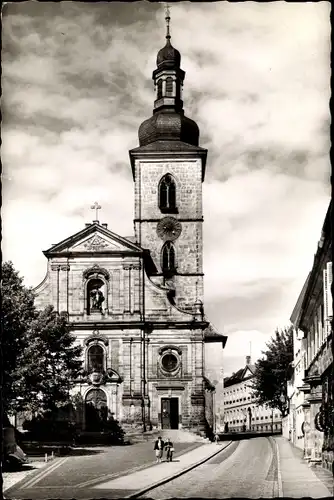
[4,441,200,499]
[142,436,278,498]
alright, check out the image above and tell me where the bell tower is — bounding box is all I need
[129,8,207,310]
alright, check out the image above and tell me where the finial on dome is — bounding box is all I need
[165,3,171,41]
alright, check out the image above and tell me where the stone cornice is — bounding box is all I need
[303,374,321,386]
[46,250,143,258]
[308,396,322,404]
[156,385,185,391]
[298,202,332,330]
[129,147,208,182]
[69,320,209,331]
[134,218,204,223]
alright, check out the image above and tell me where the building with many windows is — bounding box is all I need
[287,201,332,471]
[282,293,309,450]
[223,356,282,433]
[33,14,227,435]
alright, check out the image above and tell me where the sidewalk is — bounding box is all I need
[93,441,232,497]
[275,436,333,498]
[3,460,48,493]
[3,440,202,495]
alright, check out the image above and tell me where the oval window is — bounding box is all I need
[162,353,178,372]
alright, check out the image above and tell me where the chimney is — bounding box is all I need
[85,223,91,228]
[246,356,251,365]
[102,223,108,229]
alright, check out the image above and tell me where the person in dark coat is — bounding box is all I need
[164,437,174,462]
[154,436,164,462]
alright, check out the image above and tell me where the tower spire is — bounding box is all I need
[165,3,171,41]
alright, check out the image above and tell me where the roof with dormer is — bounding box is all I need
[224,362,256,388]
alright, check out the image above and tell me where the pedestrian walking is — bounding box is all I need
[164,438,174,462]
[154,436,164,463]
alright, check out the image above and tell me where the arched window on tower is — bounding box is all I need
[166,77,173,97]
[159,174,177,213]
[88,344,104,373]
[161,242,176,274]
[157,79,163,100]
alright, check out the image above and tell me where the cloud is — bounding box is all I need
[1,2,331,376]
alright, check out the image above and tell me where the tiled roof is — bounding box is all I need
[203,376,216,391]
[138,112,200,148]
[203,323,228,347]
[290,273,311,326]
[224,364,256,387]
[129,139,207,153]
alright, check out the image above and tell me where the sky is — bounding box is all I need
[2,1,331,376]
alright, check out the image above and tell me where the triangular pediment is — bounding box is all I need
[44,223,144,256]
[73,234,121,251]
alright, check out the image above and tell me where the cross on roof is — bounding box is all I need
[91,201,101,223]
[165,3,171,39]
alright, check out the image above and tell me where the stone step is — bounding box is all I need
[125,428,209,444]
[158,429,209,443]
[125,429,161,444]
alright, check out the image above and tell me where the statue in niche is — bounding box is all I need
[90,288,105,311]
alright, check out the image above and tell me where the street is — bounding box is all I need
[142,437,277,498]
[3,441,200,499]
[4,437,332,499]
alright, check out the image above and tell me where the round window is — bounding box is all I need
[161,353,178,372]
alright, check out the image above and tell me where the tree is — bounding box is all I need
[14,306,83,413]
[2,261,82,415]
[250,327,293,416]
[1,261,36,414]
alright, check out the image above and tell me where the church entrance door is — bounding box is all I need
[161,398,179,429]
[85,389,108,431]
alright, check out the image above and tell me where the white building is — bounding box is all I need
[223,356,282,433]
[282,276,309,448]
[285,202,332,471]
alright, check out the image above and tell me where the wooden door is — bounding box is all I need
[161,398,179,429]
[161,398,171,429]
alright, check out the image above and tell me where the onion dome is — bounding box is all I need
[157,39,181,70]
[139,110,199,147]
[136,6,200,149]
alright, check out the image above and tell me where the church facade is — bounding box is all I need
[34,16,227,434]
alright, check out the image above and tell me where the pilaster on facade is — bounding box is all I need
[31,17,227,437]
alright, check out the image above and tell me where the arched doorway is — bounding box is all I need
[85,389,108,431]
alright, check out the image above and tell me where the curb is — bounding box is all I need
[3,456,64,496]
[77,441,203,489]
[274,438,283,498]
[125,441,233,499]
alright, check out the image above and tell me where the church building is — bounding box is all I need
[34,12,227,434]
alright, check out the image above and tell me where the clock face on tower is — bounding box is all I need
[156,216,182,241]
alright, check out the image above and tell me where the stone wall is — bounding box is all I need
[134,159,203,307]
